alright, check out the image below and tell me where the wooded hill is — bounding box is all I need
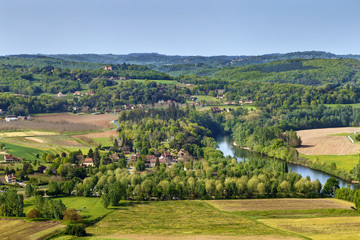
[210,58,360,86]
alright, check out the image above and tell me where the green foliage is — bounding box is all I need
[0,189,24,217]
[64,224,86,237]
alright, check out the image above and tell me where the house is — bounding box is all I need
[83,158,94,167]
[216,89,225,94]
[5,174,16,184]
[17,116,26,121]
[119,76,126,80]
[211,107,222,113]
[216,94,224,99]
[56,92,65,98]
[104,109,112,114]
[86,91,94,96]
[103,65,113,71]
[245,99,253,104]
[5,115,17,122]
[4,154,19,162]
[145,155,156,165]
[73,91,82,96]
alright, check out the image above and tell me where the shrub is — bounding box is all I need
[64,224,86,236]
[26,208,40,219]
[63,208,82,222]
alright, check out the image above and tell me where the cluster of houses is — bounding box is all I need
[0,115,31,122]
[128,149,187,168]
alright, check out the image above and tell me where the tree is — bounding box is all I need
[322,177,340,197]
[25,184,35,198]
[26,208,40,219]
[63,208,82,222]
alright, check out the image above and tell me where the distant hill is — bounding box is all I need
[210,58,360,86]
[42,51,360,76]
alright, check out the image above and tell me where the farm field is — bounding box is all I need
[260,216,360,240]
[32,113,118,129]
[296,127,360,155]
[84,200,292,239]
[303,154,358,172]
[0,113,118,159]
[0,218,65,240]
[24,197,113,223]
[206,198,354,212]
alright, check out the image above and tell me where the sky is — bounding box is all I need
[0,0,359,56]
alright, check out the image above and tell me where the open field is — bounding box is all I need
[260,216,360,240]
[121,79,180,85]
[0,141,52,160]
[33,113,118,129]
[25,197,113,223]
[297,127,360,155]
[201,105,257,111]
[0,130,57,138]
[206,198,354,212]
[72,130,118,139]
[0,118,102,133]
[303,154,359,172]
[0,218,65,240]
[85,200,291,239]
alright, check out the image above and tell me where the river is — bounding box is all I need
[216,135,357,189]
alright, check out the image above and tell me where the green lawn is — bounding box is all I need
[92,137,113,146]
[303,154,359,172]
[0,141,51,161]
[24,196,113,222]
[85,200,286,238]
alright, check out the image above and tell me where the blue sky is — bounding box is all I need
[0,0,359,56]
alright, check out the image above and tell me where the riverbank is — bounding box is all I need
[231,139,358,185]
[216,135,357,189]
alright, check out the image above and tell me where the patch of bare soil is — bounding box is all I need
[297,127,360,155]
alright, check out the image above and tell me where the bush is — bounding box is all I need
[64,224,86,236]
[63,208,82,222]
[26,208,40,219]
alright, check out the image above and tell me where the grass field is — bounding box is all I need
[121,79,180,85]
[24,197,113,223]
[85,200,290,239]
[304,154,359,172]
[260,216,360,240]
[0,141,52,160]
[0,218,65,240]
[0,130,57,138]
[206,198,354,212]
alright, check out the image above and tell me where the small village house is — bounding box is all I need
[5,173,16,184]
[83,158,94,167]
[5,115,17,122]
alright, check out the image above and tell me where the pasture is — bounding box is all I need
[260,216,360,240]
[206,198,354,212]
[297,127,360,155]
[0,218,65,240]
[32,113,118,129]
[85,200,290,239]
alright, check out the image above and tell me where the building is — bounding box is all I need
[103,65,113,71]
[83,158,94,167]
[73,91,82,96]
[86,91,94,96]
[5,115,17,122]
[211,107,222,113]
[5,173,16,184]
[4,154,20,162]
